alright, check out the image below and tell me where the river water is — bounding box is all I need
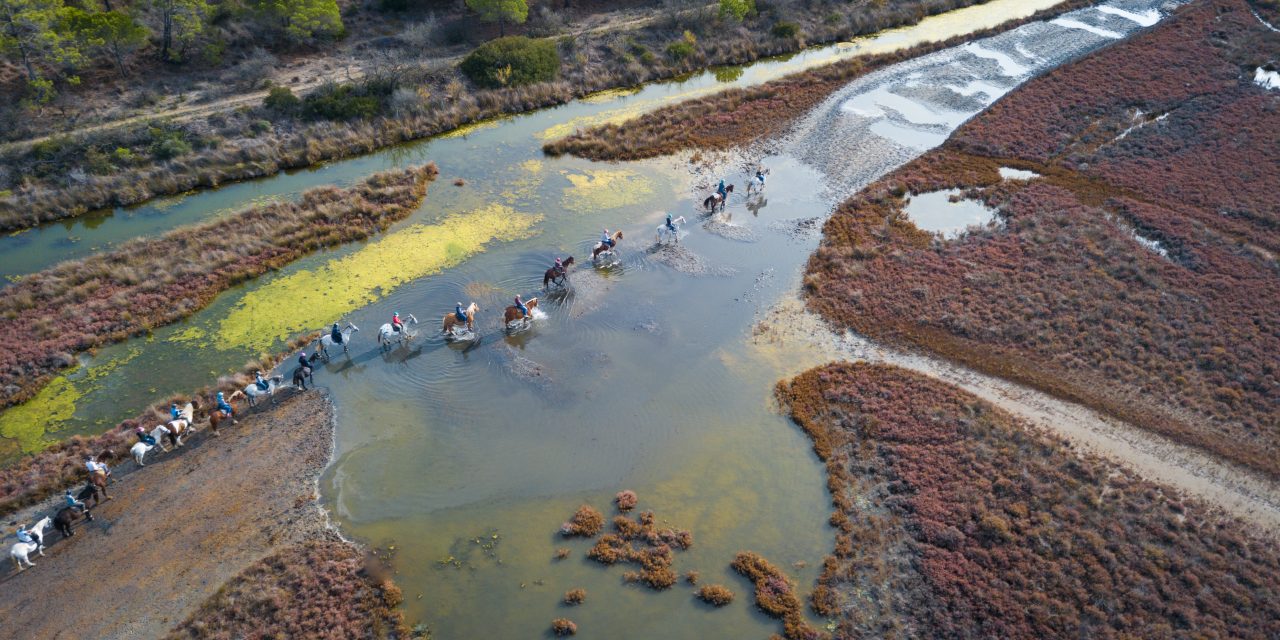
[0,0,1178,636]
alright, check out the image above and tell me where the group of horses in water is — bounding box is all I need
[8,174,767,574]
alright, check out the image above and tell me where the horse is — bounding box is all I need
[503,297,539,326]
[592,231,624,261]
[747,172,766,195]
[378,314,419,349]
[443,302,479,335]
[130,424,171,466]
[53,506,93,538]
[239,375,287,407]
[703,184,734,211]
[316,322,359,361]
[208,407,234,435]
[293,353,320,390]
[76,481,105,509]
[160,401,198,450]
[656,216,686,244]
[10,517,50,571]
[543,256,575,289]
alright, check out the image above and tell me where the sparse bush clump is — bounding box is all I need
[771,21,799,38]
[615,489,638,511]
[460,36,560,88]
[563,588,586,605]
[301,83,385,121]
[560,504,605,537]
[697,584,734,606]
[264,85,301,113]
[551,618,577,636]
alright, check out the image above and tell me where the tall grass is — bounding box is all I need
[0,164,438,412]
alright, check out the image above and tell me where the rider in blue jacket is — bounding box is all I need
[455,303,467,323]
[600,229,614,248]
[666,213,677,233]
[255,371,269,391]
[331,322,344,345]
[135,426,157,447]
[216,392,234,417]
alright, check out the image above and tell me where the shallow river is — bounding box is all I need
[0,0,1177,635]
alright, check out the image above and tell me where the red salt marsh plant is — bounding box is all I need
[560,504,605,537]
[615,489,638,511]
[778,362,1280,638]
[732,551,825,640]
[697,584,735,607]
[0,164,438,412]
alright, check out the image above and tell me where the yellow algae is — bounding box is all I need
[500,159,547,205]
[560,169,655,213]
[438,118,503,140]
[579,86,643,104]
[170,324,206,344]
[0,374,81,453]
[216,204,542,350]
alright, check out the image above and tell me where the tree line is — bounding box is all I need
[0,0,343,104]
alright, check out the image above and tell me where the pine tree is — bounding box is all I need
[0,0,83,102]
[148,0,205,62]
[253,0,342,44]
[67,9,147,77]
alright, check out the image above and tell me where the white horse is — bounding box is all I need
[656,216,686,244]
[747,171,767,196]
[130,424,173,466]
[316,322,360,361]
[377,314,418,349]
[10,517,50,571]
[236,375,287,407]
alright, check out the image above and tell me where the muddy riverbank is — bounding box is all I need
[0,390,406,638]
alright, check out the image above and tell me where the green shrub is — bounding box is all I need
[264,85,301,113]
[250,119,273,135]
[771,21,798,38]
[113,147,137,164]
[301,84,383,121]
[718,0,754,22]
[460,36,560,88]
[148,128,193,160]
[666,30,697,61]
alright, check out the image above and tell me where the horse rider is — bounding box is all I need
[170,402,182,422]
[454,302,468,324]
[665,213,677,233]
[514,295,529,319]
[600,229,615,249]
[754,169,766,187]
[135,426,157,447]
[297,352,313,376]
[392,311,405,334]
[16,524,40,547]
[85,456,110,482]
[554,256,563,271]
[216,391,237,424]
[331,322,344,345]
[717,179,727,200]
[254,370,270,392]
[65,489,87,513]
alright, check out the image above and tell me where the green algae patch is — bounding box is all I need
[438,118,503,140]
[500,159,547,205]
[0,373,81,453]
[217,204,542,350]
[560,169,655,213]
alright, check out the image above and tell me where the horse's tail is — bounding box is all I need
[544,271,551,288]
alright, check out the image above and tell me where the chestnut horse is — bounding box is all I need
[592,232,623,260]
[544,256,575,288]
[503,297,539,325]
[443,302,479,334]
[703,184,734,211]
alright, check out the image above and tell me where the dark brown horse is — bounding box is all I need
[543,256,575,288]
[592,232,623,260]
[54,505,93,538]
[503,297,539,325]
[703,184,734,211]
[76,481,105,509]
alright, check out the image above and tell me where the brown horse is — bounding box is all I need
[592,232,623,260]
[443,302,479,334]
[543,256,575,288]
[88,470,112,501]
[703,184,734,211]
[503,297,539,325]
[160,399,199,450]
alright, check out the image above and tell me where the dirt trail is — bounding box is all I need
[0,390,337,638]
[754,295,1280,536]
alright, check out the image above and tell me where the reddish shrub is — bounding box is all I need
[697,584,735,606]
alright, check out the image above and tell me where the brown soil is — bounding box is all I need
[0,390,389,639]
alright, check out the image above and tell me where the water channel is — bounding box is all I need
[0,0,1178,635]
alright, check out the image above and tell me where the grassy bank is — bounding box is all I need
[0,164,435,413]
[169,539,412,639]
[541,0,1095,160]
[0,0,999,231]
[779,362,1280,637]
[0,334,312,518]
[803,0,1280,476]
